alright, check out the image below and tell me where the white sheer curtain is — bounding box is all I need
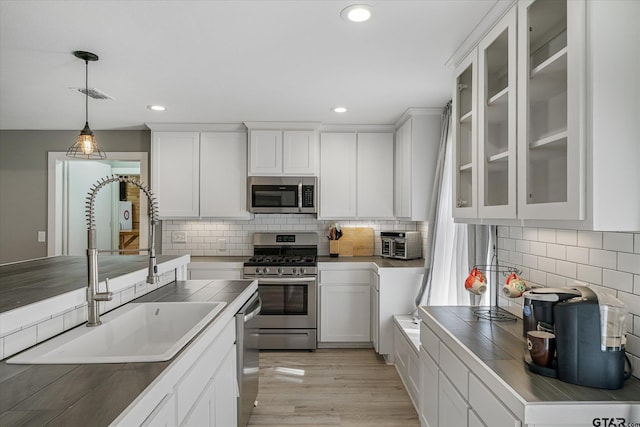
[422,133,471,305]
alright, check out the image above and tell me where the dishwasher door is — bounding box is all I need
[236,292,261,427]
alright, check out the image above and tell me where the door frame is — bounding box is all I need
[47,152,149,256]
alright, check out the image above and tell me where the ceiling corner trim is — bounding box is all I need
[444,0,517,69]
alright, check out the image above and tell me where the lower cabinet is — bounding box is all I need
[419,320,521,427]
[393,320,420,411]
[117,314,239,426]
[318,266,371,343]
[370,271,379,352]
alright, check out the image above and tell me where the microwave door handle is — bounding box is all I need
[298,180,303,212]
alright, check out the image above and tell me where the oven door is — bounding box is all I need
[253,277,317,329]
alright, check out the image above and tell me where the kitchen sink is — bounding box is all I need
[6,301,226,364]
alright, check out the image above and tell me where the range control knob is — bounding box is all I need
[300,267,306,275]
[255,267,261,274]
[262,267,270,274]
[291,267,298,275]
[277,267,284,275]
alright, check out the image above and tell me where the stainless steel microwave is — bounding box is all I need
[248,176,317,214]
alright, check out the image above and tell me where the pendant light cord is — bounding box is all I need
[84,59,89,124]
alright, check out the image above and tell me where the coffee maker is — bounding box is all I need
[522,286,628,390]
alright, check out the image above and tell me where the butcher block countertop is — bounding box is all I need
[0,279,256,426]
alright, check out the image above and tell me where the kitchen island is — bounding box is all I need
[0,278,257,426]
[419,306,640,427]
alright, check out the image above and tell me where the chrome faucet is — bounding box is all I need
[85,175,159,326]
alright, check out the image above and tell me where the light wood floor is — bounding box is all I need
[248,349,420,427]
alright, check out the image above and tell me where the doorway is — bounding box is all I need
[47,152,149,256]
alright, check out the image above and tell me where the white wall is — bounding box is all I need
[496,226,640,379]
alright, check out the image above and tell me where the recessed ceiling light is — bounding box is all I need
[341,4,373,23]
[332,107,348,113]
[147,105,166,111]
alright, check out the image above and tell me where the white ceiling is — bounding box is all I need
[0,0,500,130]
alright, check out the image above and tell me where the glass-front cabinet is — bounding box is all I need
[478,7,517,218]
[517,0,585,220]
[452,50,478,218]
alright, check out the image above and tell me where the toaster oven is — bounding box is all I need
[381,231,422,260]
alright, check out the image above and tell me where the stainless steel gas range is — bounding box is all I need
[243,232,318,350]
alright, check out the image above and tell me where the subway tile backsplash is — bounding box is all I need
[161,214,424,257]
[497,227,640,379]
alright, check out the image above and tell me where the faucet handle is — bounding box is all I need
[95,278,113,302]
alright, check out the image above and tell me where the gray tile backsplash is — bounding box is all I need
[497,227,640,379]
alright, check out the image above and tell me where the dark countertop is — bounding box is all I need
[0,279,256,426]
[190,255,425,268]
[419,306,640,405]
[0,255,183,313]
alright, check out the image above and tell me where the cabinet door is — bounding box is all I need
[319,284,370,342]
[319,132,357,218]
[283,130,317,175]
[478,7,517,219]
[249,130,282,175]
[438,371,468,427]
[212,344,237,427]
[469,409,487,427]
[517,0,585,220]
[394,120,412,218]
[370,271,380,353]
[151,132,200,217]
[419,348,438,427]
[357,132,394,218]
[452,49,478,219]
[141,393,177,427]
[200,132,250,218]
[182,378,215,427]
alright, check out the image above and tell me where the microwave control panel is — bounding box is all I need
[302,185,314,207]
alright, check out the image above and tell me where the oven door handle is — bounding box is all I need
[250,277,316,284]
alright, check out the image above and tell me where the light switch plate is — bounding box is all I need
[171,231,187,243]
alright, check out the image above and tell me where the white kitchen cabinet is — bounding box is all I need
[393,320,420,411]
[319,132,357,218]
[370,270,379,353]
[419,347,438,427]
[151,131,200,217]
[319,131,394,219]
[246,123,319,176]
[318,267,371,344]
[376,267,423,358]
[141,393,176,427]
[468,373,520,427]
[200,132,249,218]
[394,109,441,221]
[439,371,469,427]
[356,132,394,218]
[477,7,517,219]
[468,409,487,427]
[452,49,479,219]
[151,129,250,219]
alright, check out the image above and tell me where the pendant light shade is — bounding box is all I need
[67,51,106,160]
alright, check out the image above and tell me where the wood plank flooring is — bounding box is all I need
[248,349,419,427]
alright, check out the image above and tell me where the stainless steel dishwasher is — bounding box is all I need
[236,291,261,427]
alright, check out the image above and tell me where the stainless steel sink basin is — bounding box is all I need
[7,301,226,364]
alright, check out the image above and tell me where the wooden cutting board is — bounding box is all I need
[338,227,374,257]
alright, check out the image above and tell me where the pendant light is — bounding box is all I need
[66,50,106,159]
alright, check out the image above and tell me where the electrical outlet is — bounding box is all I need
[171,231,187,243]
[218,238,227,251]
[37,231,46,243]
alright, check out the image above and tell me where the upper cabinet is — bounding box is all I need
[395,109,441,221]
[150,127,250,219]
[517,0,582,220]
[452,0,640,231]
[452,50,478,219]
[319,131,394,219]
[478,7,517,219]
[244,122,320,176]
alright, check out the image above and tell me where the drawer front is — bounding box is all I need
[320,269,370,284]
[439,341,469,399]
[469,374,521,427]
[420,322,440,362]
